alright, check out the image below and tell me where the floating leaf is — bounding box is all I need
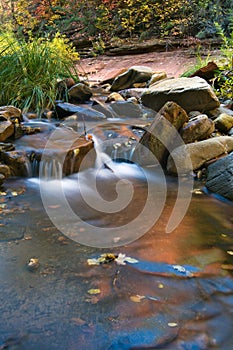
[168,322,178,327]
[11,191,18,196]
[130,295,145,303]
[87,289,101,295]
[227,250,233,256]
[115,253,138,266]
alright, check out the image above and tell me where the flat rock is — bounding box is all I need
[55,102,107,120]
[141,77,220,113]
[206,152,233,200]
[167,136,233,174]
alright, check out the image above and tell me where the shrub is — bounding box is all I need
[0,31,79,116]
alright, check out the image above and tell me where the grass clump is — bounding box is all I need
[0,32,80,116]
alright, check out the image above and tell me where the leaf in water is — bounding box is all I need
[227,250,233,256]
[11,191,18,196]
[87,289,101,295]
[0,192,7,196]
[70,317,86,326]
[87,258,100,266]
[130,295,145,303]
[48,205,61,209]
[115,253,138,266]
[158,283,164,289]
[168,322,178,327]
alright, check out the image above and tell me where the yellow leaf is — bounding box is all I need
[87,289,101,295]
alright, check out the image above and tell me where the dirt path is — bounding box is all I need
[78,49,199,83]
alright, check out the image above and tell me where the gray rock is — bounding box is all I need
[206,152,233,200]
[111,66,154,91]
[55,102,107,120]
[180,115,215,143]
[167,136,233,174]
[141,77,220,113]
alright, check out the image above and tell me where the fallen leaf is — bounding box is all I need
[168,322,178,327]
[48,205,61,209]
[227,250,233,256]
[87,289,101,295]
[130,295,145,303]
[115,253,138,266]
[70,317,86,326]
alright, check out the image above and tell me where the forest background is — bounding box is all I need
[1,0,233,43]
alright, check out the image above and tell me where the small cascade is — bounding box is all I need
[39,158,63,180]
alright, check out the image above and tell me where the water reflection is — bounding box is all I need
[0,162,232,349]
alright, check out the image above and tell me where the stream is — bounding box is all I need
[0,115,233,349]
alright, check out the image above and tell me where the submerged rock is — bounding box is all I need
[206,152,233,200]
[141,77,220,113]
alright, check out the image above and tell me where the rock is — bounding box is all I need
[0,120,14,142]
[209,105,233,119]
[149,71,167,86]
[133,101,188,166]
[206,152,233,200]
[214,113,233,132]
[141,77,220,113]
[55,102,107,120]
[190,61,219,82]
[119,88,146,100]
[0,142,15,152]
[0,173,4,186]
[92,100,156,119]
[180,115,215,143]
[167,136,233,174]
[0,164,11,178]
[110,66,154,91]
[68,82,93,103]
[0,105,22,121]
[106,92,125,102]
[0,151,29,176]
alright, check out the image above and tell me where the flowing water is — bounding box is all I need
[0,117,233,350]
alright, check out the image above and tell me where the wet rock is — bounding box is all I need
[68,82,93,103]
[180,115,215,143]
[0,105,22,121]
[167,136,233,174]
[0,164,11,178]
[0,150,29,177]
[0,120,14,142]
[55,102,107,120]
[0,173,4,186]
[214,113,233,132]
[119,88,146,100]
[106,92,125,102]
[110,66,154,91]
[133,101,188,166]
[0,142,15,152]
[27,258,40,271]
[141,77,220,113]
[206,152,233,200]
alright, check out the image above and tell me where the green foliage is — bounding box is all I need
[0,31,79,115]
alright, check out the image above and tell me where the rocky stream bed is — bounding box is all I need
[0,50,233,349]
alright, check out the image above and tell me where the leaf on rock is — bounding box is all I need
[87,289,101,295]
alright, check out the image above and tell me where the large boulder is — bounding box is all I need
[206,152,233,200]
[132,101,188,166]
[167,136,233,174]
[110,66,154,91]
[141,77,220,113]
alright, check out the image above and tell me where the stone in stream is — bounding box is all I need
[0,120,14,142]
[55,102,107,120]
[180,114,215,143]
[167,136,233,175]
[110,66,154,91]
[132,101,188,166]
[214,113,233,133]
[206,152,233,200]
[141,77,220,113]
[68,82,93,103]
[0,105,22,121]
